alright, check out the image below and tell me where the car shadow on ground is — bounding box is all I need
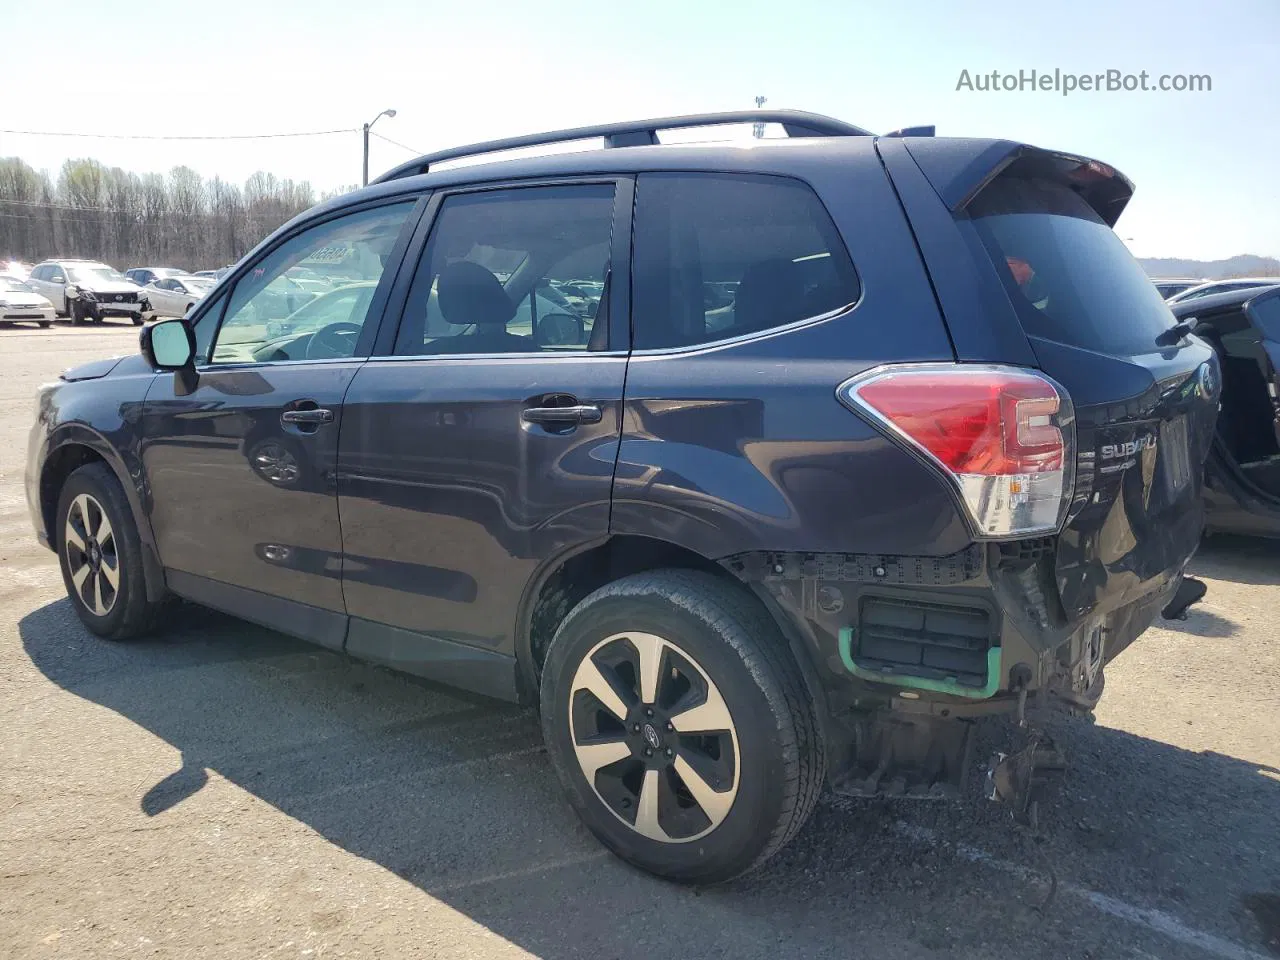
[16,593,1280,960]
[1193,534,1280,587]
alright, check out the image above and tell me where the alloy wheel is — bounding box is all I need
[568,631,740,843]
[64,493,119,617]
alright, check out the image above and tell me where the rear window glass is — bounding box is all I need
[970,177,1174,355]
[632,173,860,350]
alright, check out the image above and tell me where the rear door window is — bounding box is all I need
[631,173,860,350]
[969,176,1174,355]
[393,183,615,356]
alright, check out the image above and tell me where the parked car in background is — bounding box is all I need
[1168,277,1280,303]
[27,259,148,325]
[260,281,377,344]
[0,275,55,327]
[1152,276,1202,299]
[191,266,233,281]
[1169,284,1280,537]
[125,267,189,287]
[25,109,1217,885]
[142,275,215,319]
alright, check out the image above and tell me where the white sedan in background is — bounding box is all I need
[0,275,55,327]
[143,275,215,319]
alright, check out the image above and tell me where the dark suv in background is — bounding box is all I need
[26,110,1217,884]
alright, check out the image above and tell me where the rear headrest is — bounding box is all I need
[438,261,515,327]
[734,258,805,334]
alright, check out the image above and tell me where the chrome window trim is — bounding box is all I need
[367,349,629,363]
[629,298,861,358]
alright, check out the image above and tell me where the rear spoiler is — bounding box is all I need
[902,138,1135,227]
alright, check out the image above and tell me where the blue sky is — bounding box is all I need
[1,0,1276,260]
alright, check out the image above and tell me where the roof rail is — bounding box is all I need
[373,109,873,184]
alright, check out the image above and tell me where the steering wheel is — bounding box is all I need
[306,321,363,360]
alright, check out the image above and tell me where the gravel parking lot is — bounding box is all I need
[2,322,1277,960]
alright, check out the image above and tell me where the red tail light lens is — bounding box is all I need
[839,365,1075,538]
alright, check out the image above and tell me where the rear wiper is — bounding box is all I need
[1155,319,1196,346]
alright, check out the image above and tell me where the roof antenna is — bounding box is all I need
[753,96,767,139]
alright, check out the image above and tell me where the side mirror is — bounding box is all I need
[141,318,195,370]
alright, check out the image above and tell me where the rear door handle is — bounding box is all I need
[281,408,334,425]
[522,404,602,425]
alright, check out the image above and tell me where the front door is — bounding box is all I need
[140,200,419,644]
[337,181,629,682]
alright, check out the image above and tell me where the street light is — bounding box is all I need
[362,108,397,187]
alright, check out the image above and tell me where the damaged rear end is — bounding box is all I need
[811,137,1219,805]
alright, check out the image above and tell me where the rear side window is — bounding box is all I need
[970,177,1173,355]
[631,173,860,350]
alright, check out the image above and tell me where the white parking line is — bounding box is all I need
[887,819,1270,960]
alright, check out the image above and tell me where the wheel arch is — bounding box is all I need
[516,534,830,729]
[41,429,167,602]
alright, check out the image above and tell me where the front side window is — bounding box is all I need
[209,201,414,364]
[393,184,615,356]
[631,173,860,350]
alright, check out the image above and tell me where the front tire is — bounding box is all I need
[68,299,83,325]
[131,315,145,326]
[540,569,823,884]
[56,463,165,640]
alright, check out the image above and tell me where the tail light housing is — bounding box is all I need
[838,364,1075,538]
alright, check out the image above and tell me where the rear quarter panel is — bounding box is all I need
[613,149,970,559]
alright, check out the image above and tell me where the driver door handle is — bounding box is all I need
[522,404,602,425]
[281,408,334,425]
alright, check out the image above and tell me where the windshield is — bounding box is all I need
[970,176,1175,355]
[0,277,34,293]
[68,265,126,284]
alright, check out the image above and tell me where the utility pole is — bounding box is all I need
[753,96,767,139]
[362,123,370,187]
[362,108,397,187]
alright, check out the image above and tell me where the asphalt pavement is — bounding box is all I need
[1,322,1277,959]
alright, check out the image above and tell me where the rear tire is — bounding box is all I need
[540,569,823,884]
[56,463,166,640]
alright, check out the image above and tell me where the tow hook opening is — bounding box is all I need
[1161,576,1208,621]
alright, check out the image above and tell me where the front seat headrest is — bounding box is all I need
[437,261,516,327]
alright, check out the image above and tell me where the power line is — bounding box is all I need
[2,197,141,212]
[370,131,424,155]
[0,128,356,141]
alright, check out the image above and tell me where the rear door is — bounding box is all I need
[335,179,631,692]
[952,159,1217,621]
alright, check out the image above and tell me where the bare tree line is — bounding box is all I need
[0,157,354,270]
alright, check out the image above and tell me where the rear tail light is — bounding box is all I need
[838,364,1075,538]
